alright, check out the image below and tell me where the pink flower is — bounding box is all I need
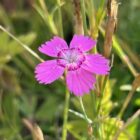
[35,35,110,96]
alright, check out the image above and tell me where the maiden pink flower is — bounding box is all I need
[35,35,110,96]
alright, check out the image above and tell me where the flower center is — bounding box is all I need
[57,48,85,71]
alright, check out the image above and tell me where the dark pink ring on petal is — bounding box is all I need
[56,48,86,71]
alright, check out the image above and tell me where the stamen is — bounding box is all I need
[57,48,85,71]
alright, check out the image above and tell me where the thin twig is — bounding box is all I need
[118,74,140,118]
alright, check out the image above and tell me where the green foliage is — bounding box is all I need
[0,32,36,65]
[0,0,140,139]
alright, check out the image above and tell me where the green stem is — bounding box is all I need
[33,4,58,35]
[69,109,92,123]
[79,97,89,123]
[88,0,98,39]
[62,85,70,140]
[79,97,95,139]
[39,0,49,14]
[97,76,108,113]
[118,89,135,118]
[91,92,102,139]
[91,92,97,118]
[89,0,95,28]
[80,0,88,35]
[0,25,44,62]
[56,0,64,37]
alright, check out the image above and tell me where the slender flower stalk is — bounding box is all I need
[91,92,100,138]
[79,97,89,123]
[79,97,95,139]
[69,109,92,123]
[62,81,70,140]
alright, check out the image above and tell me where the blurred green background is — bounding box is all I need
[0,0,140,140]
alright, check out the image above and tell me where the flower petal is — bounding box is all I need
[39,36,68,57]
[70,35,96,52]
[66,68,96,96]
[35,60,64,84]
[82,54,110,75]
